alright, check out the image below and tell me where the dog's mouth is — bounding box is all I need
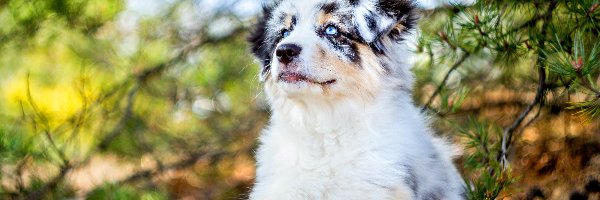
[278,72,336,85]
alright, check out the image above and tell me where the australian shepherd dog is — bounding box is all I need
[247,0,465,199]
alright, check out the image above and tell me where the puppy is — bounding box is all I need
[248,0,465,199]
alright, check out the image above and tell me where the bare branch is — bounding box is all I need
[578,74,600,97]
[25,164,71,200]
[499,0,557,169]
[98,86,139,150]
[25,74,71,168]
[421,52,471,113]
[114,151,226,186]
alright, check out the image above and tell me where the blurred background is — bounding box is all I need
[0,0,598,199]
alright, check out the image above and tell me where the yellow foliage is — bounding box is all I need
[2,77,89,127]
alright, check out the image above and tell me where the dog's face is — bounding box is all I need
[249,0,416,100]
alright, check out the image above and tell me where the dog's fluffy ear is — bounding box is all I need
[351,0,417,44]
[248,5,276,80]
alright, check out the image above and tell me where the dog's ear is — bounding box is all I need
[352,0,417,44]
[248,5,276,79]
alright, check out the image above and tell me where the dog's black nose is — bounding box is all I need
[276,44,302,64]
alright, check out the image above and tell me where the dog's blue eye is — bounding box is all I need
[282,30,291,38]
[324,26,338,36]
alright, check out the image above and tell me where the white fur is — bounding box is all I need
[251,93,465,199]
[250,1,465,199]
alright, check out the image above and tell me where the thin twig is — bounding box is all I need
[578,74,600,97]
[499,0,557,169]
[25,164,71,200]
[521,103,543,129]
[499,68,545,168]
[98,85,139,150]
[15,156,30,193]
[421,52,471,113]
[114,151,226,186]
[25,74,71,166]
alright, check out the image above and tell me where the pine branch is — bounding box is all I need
[578,73,600,97]
[496,2,555,42]
[421,52,471,113]
[499,0,557,170]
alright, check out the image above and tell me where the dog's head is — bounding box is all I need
[249,0,417,101]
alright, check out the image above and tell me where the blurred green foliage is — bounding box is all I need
[1,0,263,199]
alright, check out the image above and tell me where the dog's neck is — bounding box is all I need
[268,87,415,137]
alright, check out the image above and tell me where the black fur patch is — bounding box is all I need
[324,34,361,64]
[365,12,378,31]
[404,165,419,195]
[351,0,418,55]
[369,42,386,55]
[380,61,391,74]
[347,0,360,6]
[376,0,418,39]
[248,5,278,78]
[348,41,360,63]
[291,15,297,27]
[423,189,444,200]
[321,2,339,14]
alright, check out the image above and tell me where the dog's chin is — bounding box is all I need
[270,72,337,97]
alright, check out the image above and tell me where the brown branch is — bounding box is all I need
[98,86,139,150]
[499,82,545,168]
[421,52,470,112]
[25,75,70,165]
[25,164,71,200]
[15,156,30,194]
[521,103,544,129]
[431,100,531,117]
[499,0,557,170]
[114,151,226,186]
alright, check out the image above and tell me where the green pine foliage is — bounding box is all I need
[459,119,514,199]
[415,0,600,198]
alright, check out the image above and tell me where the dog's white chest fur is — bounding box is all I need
[250,94,465,200]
